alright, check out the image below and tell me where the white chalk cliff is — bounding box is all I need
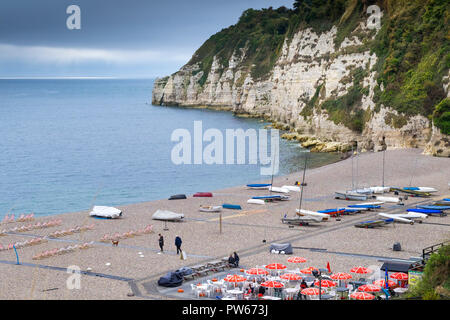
[152,12,449,156]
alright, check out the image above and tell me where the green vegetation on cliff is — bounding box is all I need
[405,245,450,300]
[178,0,449,133]
[371,0,449,120]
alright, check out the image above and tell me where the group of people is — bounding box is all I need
[158,234,183,255]
[228,252,240,267]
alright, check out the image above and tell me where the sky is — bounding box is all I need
[0,0,294,78]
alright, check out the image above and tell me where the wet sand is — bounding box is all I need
[0,148,449,299]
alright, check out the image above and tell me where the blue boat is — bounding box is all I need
[222,204,242,210]
[348,205,381,209]
[344,209,361,214]
[417,205,450,211]
[247,183,271,188]
[443,198,450,201]
[252,195,282,200]
[407,208,442,214]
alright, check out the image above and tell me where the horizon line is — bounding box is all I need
[0,76,157,80]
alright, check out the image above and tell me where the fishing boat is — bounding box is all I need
[247,199,265,205]
[222,204,242,210]
[335,191,368,201]
[193,192,213,197]
[168,194,187,200]
[246,183,271,190]
[199,206,222,212]
[152,210,184,221]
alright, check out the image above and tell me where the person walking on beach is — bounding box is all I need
[158,234,164,252]
[233,251,240,267]
[175,235,182,255]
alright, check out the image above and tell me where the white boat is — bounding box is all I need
[356,201,385,206]
[335,192,368,201]
[152,210,184,221]
[369,186,391,194]
[282,186,301,192]
[351,188,373,195]
[403,187,438,193]
[199,206,222,212]
[282,215,322,225]
[376,196,402,204]
[378,212,427,225]
[89,206,122,219]
[247,199,265,205]
[268,186,290,193]
[296,209,329,220]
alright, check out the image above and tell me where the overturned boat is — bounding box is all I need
[199,206,222,212]
[152,210,184,221]
[168,194,187,200]
[89,206,122,219]
[335,191,368,201]
[246,183,271,190]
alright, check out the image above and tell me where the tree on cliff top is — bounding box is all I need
[293,0,347,22]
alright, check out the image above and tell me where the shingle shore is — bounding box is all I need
[0,148,448,299]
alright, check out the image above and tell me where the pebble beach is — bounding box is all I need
[0,148,449,300]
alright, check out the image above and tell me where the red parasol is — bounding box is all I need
[265,263,287,270]
[314,279,336,288]
[373,279,397,288]
[301,288,325,296]
[224,274,247,283]
[280,273,302,281]
[287,256,307,263]
[330,272,352,280]
[245,268,269,276]
[350,292,375,300]
[300,267,319,274]
[390,272,408,280]
[357,284,382,293]
[350,266,373,274]
[261,281,284,288]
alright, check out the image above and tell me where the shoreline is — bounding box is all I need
[0,148,449,299]
[154,103,357,154]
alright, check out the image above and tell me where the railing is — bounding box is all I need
[409,240,449,272]
[422,240,450,262]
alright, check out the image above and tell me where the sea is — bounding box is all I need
[0,78,341,218]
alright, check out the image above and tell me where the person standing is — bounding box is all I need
[175,235,182,255]
[233,251,240,267]
[158,234,164,252]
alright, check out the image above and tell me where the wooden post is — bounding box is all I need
[219,212,222,234]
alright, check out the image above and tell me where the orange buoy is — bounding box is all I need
[177,289,184,293]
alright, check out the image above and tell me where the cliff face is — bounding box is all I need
[152,1,449,156]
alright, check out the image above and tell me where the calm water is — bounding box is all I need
[0,79,340,218]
